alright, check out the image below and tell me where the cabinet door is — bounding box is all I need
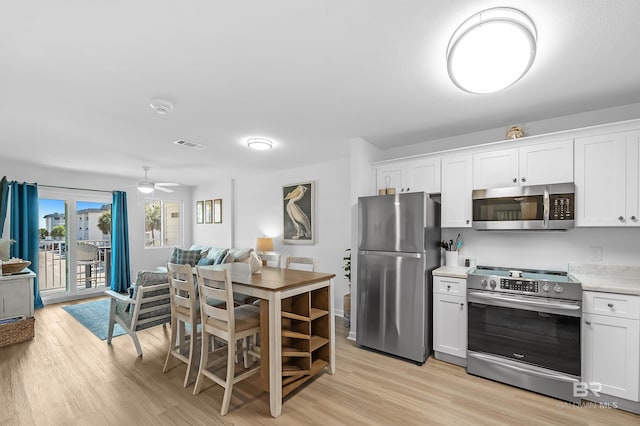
[376,162,404,193]
[519,139,574,186]
[0,279,31,319]
[406,157,440,194]
[441,155,473,228]
[626,131,640,226]
[574,133,627,226]
[582,313,639,401]
[433,293,467,358]
[473,148,518,189]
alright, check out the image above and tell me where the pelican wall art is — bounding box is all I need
[282,181,315,244]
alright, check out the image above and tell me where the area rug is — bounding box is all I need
[62,299,126,340]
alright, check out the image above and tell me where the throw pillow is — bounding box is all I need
[205,247,228,262]
[197,257,216,266]
[173,248,203,266]
[169,247,179,264]
[228,248,252,262]
[221,253,235,264]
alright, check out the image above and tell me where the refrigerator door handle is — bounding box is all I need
[358,250,424,258]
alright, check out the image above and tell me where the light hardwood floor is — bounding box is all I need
[1,297,638,425]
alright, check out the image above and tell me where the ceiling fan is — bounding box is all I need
[137,166,179,193]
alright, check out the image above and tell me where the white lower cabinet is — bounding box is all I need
[582,291,640,402]
[433,276,467,366]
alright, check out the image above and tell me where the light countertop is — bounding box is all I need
[568,263,640,296]
[433,265,474,279]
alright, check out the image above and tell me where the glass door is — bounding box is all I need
[38,188,112,303]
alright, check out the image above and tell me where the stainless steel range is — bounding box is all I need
[467,266,582,403]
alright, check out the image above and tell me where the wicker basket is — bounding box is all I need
[0,317,35,347]
[2,260,31,275]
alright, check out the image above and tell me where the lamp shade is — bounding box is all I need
[256,237,274,252]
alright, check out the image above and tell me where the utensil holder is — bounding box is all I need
[445,251,458,266]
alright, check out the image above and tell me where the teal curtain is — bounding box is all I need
[110,191,131,293]
[9,181,43,308]
[0,176,8,237]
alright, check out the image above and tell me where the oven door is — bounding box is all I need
[467,291,581,376]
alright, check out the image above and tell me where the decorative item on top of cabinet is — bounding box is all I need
[473,139,573,189]
[374,156,441,195]
[582,291,640,408]
[506,125,525,139]
[574,130,640,227]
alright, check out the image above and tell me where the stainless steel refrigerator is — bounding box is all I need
[356,192,441,364]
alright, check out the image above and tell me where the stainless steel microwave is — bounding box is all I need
[472,183,575,230]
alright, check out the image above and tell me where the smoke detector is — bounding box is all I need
[150,98,174,114]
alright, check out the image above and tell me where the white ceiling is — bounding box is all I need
[2,1,640,186]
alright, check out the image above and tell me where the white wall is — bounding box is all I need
[191,179,233,248]
[229,157,351,314]
[0,158,193,287]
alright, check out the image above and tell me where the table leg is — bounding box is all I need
[328,279,336,374]
[268,292,282,418]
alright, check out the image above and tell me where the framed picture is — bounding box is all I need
[282,181,314,244]
[196,201,204,224]
[213,199,222,223]
[204,200,213,223]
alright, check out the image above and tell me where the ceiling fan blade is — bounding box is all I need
[155,182,179,187]
[154,186,174,193]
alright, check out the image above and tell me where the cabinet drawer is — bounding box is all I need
[583,291,640,319]
[433,276,466,296]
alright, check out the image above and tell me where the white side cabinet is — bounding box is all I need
[375,156,441,194]
[433,275,467,366]
[441,154,473,228]
[0,270,36,320]
[582,291,640,402]
[473,139,573,189]
[574,130,640,227]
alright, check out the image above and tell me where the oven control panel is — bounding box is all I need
[500,279,539,293]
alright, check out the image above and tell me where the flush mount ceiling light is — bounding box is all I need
[149,98,174,114]
[447,7,537,94]
[247,138,273,151]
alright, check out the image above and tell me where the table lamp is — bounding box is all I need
[255,237,274,254]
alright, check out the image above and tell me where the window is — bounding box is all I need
[145,199,182,247]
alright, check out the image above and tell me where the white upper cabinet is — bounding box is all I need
[441,154,473,228]
[473,140,574,189]
[575,131,639,226]
[375,156,440,194]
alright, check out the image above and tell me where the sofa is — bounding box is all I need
[163,245,257,305]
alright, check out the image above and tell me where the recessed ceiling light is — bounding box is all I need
[447,7,537,94]
[150,98,174,114]
[247,138,273,151]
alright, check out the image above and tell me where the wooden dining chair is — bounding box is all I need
[194,266,261,416]
[260,253,281,268]
[285,256,317,272]
[164,262,201,388]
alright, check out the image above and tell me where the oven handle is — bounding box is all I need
[468,352,580,383]
[468,291,581,312]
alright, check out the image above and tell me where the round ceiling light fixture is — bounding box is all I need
[150,98,174,114]
[447,7,537,94]
[247,137,273,151]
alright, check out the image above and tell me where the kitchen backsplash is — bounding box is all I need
[441,227,640,271]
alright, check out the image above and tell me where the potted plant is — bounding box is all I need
[342,248,351,328]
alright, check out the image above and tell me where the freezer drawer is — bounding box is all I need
[356,250,429,363]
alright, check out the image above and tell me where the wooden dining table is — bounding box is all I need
[200,263,336,418]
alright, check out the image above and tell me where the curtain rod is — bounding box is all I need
[38,184,114,194]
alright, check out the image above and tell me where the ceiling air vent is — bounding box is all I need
[173,140,207,150]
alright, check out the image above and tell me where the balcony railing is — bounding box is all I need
[39,239,111,293]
